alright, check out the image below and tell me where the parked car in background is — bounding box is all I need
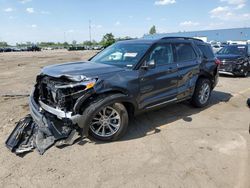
[27,45,41,52]
[68,46,85,51]
[212,45,222,53]
[220,42,228,47]
[11,47,21,52]
[216,44,250,77]
[29,37,219,141]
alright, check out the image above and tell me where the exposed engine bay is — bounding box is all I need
[35,75,96,112]
[6,74,97,155]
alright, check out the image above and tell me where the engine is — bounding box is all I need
[34,75,95,112]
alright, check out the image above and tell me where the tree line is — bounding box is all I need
[0,26,157,48]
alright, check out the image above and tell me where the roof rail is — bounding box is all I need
[160,36,203,42]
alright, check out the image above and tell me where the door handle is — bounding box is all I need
[167,67,176,72]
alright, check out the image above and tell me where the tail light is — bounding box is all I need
[215,58,221,65]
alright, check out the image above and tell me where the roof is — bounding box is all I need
[117,39,158,45]
[117,37,204,45]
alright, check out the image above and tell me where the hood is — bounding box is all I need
[41,61,125,79]
[216,54,242,61]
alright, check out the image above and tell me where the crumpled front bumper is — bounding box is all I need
[29,91,85,130]
[219,62,248,76]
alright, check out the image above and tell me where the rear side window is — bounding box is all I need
[198,45,215,59]
[174,43,196,62]
[248,44,250,55]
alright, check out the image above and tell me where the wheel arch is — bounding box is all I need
[197,72,214,86]
[74,89,137,116]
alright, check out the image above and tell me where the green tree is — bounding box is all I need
[101,33,115,48]
[149,25,156,35]
[83,41,93,46]
[63,42,69,48]
[72,40,77,46]
[116,36,134,41]
[0,42,9,47]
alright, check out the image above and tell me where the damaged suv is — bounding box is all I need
[29,37,219,141]
[217,44,250,77]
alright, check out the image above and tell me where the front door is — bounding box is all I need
[139,43,178,109]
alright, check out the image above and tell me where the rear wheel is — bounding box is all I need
[191,78,212,108]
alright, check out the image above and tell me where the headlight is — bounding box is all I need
[236,58,244,64]
[64,75,88,82]
[55,79,96,89]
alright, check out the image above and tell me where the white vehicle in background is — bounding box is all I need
[227,40,247,45]
[212,45,222,53]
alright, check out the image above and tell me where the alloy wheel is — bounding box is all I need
[90,106,121,138]
[198,83,211,104]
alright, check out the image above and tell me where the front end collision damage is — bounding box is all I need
[218,58,249,76]
[6,72,137,155]
[6,74,99,155]
[32,74,98,125]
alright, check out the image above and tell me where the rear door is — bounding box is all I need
[197,43,219,84]
[139,43,178,109]
[248,44,250,71]
[173,42,200,99]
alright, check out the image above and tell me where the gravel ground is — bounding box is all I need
[0,50,249,188]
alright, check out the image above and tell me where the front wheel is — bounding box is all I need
[242,65,249,77]
[191,78,212,108]
[89,103,128,141]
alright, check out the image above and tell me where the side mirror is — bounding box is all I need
[141,60,156,70]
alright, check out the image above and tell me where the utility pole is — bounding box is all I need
[89,20,92,42]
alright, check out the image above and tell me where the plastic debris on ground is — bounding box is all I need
[5,114,81,156]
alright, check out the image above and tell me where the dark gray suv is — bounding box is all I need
[29,37,219,141]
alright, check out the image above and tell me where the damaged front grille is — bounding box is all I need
[36,76,87,112]
[219,61,236,72]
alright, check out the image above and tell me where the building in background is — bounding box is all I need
[144,27,250,43]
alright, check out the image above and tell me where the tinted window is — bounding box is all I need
[198,45,215,59]
[217,45,247,56]
[175,43,196,62]
[148,44,173,66]
[248,44,250,55]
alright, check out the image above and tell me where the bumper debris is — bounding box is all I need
[5,113,81,156]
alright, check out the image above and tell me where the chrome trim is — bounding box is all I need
[218,71,234,76]
[29,92,86,129]
[39,100,72,119]
[146,98,177,109]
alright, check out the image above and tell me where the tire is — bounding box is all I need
[81,95,129,141]
[242,65,249,77]
[191,78,212,108]
[243,70,248,77]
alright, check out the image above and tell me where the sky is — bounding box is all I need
[0,0,250,44]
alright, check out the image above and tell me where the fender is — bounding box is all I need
[77,93,135,134]
[73,89,138,115]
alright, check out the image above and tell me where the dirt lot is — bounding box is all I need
[0,50,250,188]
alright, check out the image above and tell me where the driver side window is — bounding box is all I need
[148,44,173,66]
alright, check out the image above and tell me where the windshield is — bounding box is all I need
[90,42,151,68]
[217,45,247,56]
